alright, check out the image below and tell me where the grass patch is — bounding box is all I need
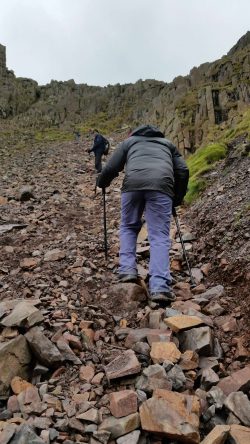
[35,128,73,142]
[222,108,250,143]
[76,111,132,136]
[185,142,226,204]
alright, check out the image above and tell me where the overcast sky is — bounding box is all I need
[0,0,249,86]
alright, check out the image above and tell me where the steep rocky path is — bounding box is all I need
[0,138,249,444]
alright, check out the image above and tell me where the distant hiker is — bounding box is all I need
[73,130,81,142]
[97,124,189,303]
[88,129,110,173]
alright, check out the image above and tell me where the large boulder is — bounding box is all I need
[0,335,31,398]
[140,389,200,444]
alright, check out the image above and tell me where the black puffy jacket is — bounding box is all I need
[98,125,189,206]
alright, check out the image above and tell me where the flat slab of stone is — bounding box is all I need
[200,425,230,444]
[139,389,200,444]
[217,366,250,396]
[0,299,40,320]
[164,315,203,332]
[150,342,181,364]
[1,301,44,328]
[99,412,140,439]
[104,350,141,380]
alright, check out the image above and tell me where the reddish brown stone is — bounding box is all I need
[105,350,141,380]
[109,390,138,418]
[150,342,181,364]
[10,377,34,395]
[79,365,95,383]
[63,333,82,351]
[139,389,200,443]
[179,350,199,370]
[217,366,250,396]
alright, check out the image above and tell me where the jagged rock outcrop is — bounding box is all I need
[0,44,38,119]
[0,33,250,153]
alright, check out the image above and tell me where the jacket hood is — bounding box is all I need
[130,124,165,138]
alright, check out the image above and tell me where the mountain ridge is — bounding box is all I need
[0,32,250,154]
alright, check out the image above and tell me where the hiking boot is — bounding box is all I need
[149,291,176,303]
[118,274,138,283]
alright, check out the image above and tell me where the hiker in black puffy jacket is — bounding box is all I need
[88,129,110,173]
[97,124,189,303]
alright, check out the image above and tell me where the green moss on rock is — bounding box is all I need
[185,142,226,204]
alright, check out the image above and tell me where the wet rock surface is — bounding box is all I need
[0,138,249,443]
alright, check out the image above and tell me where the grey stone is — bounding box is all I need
[166,364,186,390]
[198,285,225,301]
[132,342,150,356]
[1,301,43,328]
[203,405,216,423]
[0,299,40,320]
[99,413,140,439]
[56,337,82,364]
[162,360,174,372]
[165,308,182,318]
[207,387,226,409]
[226,412,241,425]
[85,424,98,433]
[68,417,85,432]
[136,390,147,406]
[92,430,111,443]
[179,326,213,356]
[200,367,220,390]
[224,391,250,426]
[199,356,219,372]
[8,424,44,444]
[135,364,172,394]
[25,327,63,367]
[213,338,223,360]
[117,430,141,444]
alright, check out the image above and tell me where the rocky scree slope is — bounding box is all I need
[0,136,249,443]
[185,134,250,347]
[1,32,250,154]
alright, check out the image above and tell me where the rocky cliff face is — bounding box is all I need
[0,44,38,119]
[1,33,250,153]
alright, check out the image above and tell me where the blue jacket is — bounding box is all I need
[91,134,108,153]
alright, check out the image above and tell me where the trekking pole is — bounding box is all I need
[172,207,196,288]
[102,188,108,261]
